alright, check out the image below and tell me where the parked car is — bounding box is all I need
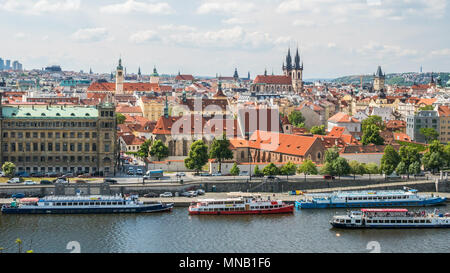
[55,179,68,184]
[78,173,91,178]
[62,173,74,178]
[176,172,186,177]
[136,169,143,176]
[199,173,211,177]
[40,180,53,185]
[0,171,5,177]
[12,193,25,199]
[212,173,222,176]
[188,190,198,197]
[251,173,263,178]
[143,192,158,198]
[127,167,135,175]
[180,191,194,197]
[104,178,118,184]
[387,173,401,179]
[323,175,335,180]
[7,178,22,184]
[196,189,205,195]
[24,180,37,185]
[240,171,249,176]
[159,192,173,197]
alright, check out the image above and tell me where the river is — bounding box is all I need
[0,208,448,253]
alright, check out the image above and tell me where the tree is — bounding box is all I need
[280,162,297,180]
[149,140,169,161]
[365,163,379,180]
[310,125,326,135]
[349,160,366,180]
[419,128,439,144]
[419,105,434,111]
[422,140,445,173]
[298,160,318,182]
[136,139,152,159]
[361,124,385,145]
[409,161,421,178]
[320,162,336,176]
[116,113,126,125]
[209,133,233,173]
[395,161,407,176]
[184,140,209,174]
[324,147,339,164]
[332,157,351,179]
[262,163,279,176]
[230,163,240,176]
[288,111,305,128]
[362,115,384,132]
[380,145,400,176]
[398,146,421,179]
[254,165,263,177]
[2,162,16,178]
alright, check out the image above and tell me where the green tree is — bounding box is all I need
[419,127,439,144]
[349,160,366,180]
[297,160,318,182]
[324,147,339,164]
[365,163,379,180]
[398,146,421,179]
[209,133,234,173]
[361,124,385,145]
[395,161,407,176]
[422,140,445,173]
[380,145,400,176]
[280,162,297,180]
[310,125,326,135]
[254,165,263,177]
[116,113,126,124]
[136,139,152,159]
[409,161,421,178]
[419,105,434,111]
[262,163,279,176]
[184,140,209,174]
[230,163,240,176]
[149,140,169,161]
[320,162,336,176]
[362,115,385,132]
[332,157,351,179]
[288,111,305,128]
[2,162,16,178]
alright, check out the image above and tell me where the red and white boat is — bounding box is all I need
[188,192,294,215]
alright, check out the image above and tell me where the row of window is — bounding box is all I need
[2,155,103,163]
[3,121,98,128]
[53,201,126,206]
[346,195,410,201]
[2,131,101,139]
[2,142,110,153]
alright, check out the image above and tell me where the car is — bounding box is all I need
[196,189,205,195]
[211,173,222,176]
[136,169,143,175]
[199,173,211,177]
[176,172,186,177]
[0,171,5,177]
[78,173,91,178]
[16,171,30,177]
[323,175,335,180]
[387,173,401,179]
[159,192,173,197]
[251,173,263,178]
[24,180,37,185]
[12,193,25,198]
[104,178,118,184]
[40,180,53,185]
[62,173,74,178]
[187,190,198,197]
[31,172,44,177]
[180,191,194,197]
[55,179,68,184]
[143,192,158,198]
[7,178,22,184]
[46,172,59,177]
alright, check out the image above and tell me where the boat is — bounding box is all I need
[330,208,450,229]
[1,194,173,214]
[295,188,447,209]
[188,192,294,215]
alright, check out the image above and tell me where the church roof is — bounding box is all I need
[253,75,292,85]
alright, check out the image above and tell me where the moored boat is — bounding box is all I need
[295,188,446,209]
[1,194,173,214]
[330,208,450,229]
[188,192,294,215]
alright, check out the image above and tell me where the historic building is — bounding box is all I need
[373,66,386,95]
[250,48,304,94]
[0,97,117,176]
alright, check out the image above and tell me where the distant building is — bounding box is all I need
[45,65,62,72]
[406,110,439,143]
[373,66,386,95]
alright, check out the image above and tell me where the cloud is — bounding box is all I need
[129,30,160,44]
[14,32,26,39]
[292,19,318,27]
[71,28,111,42]
[222,17,252,25]
[0,0,80,15]
[197,0,255,15]
[357,41,418,58]
[430,48,450,56]
[100,0,174,15]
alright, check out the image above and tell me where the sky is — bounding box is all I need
[0,0,449,79]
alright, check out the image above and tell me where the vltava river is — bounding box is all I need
[0,208,448,253]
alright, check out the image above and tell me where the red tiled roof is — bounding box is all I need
[87,82,169,92]
[253,75,292,85]
[175,75,194,81]
[438,105,450,117]
[120,135,145,146]
[328,112,360,123]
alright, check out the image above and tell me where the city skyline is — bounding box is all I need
[1,0,449,78]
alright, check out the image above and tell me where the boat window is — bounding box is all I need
[408,220,413,223]
[355,220,360,223]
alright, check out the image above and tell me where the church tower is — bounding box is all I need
[150,66,160,84]
[373,66,385,93]
[283,47,303,93]
[115,58,124,94]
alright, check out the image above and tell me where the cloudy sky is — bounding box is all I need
[0,0,449,78]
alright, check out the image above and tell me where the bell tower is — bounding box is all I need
[115,58,124,94]
[292,47,303,93]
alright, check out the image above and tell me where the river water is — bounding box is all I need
[0,208,448,253]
